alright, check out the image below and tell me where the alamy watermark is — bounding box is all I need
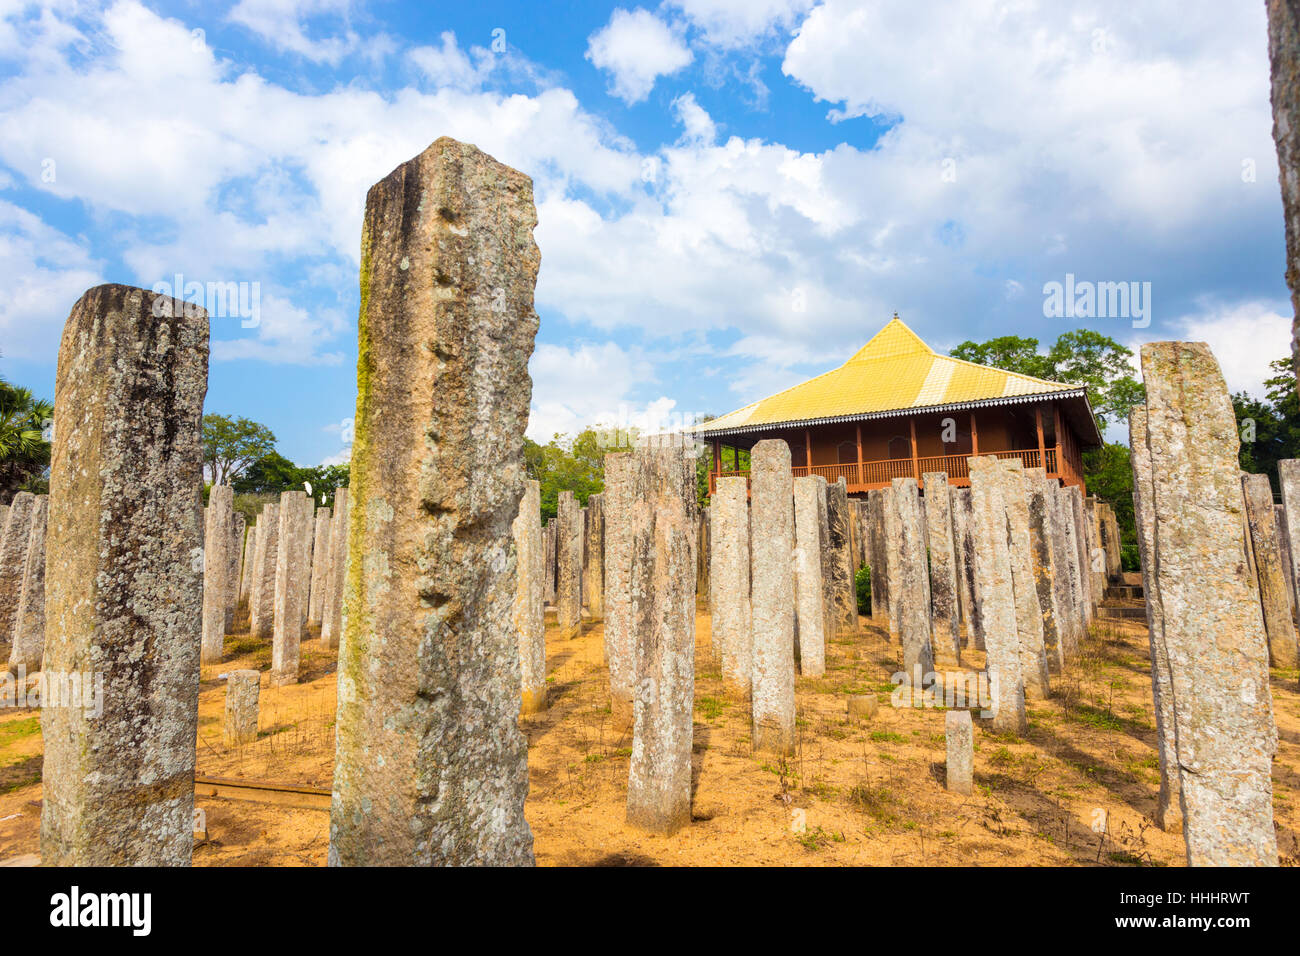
[1042,273,1150,328]
[1,667,103,718]
[151,273,260,328]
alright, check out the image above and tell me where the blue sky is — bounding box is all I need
[0,0,1291,466]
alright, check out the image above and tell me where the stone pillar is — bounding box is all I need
[555,491,582,638]
[865,489,886,622]
[750,440,796,755]
[882,484,903,636]
[514,479,546,714]
[223,670,261,746]
[271,490,309,687]
[922,472,960,658]
[1140,341,1277,866]
[1000,460,1050,699]
[1128,405,1182,833]
[1241,474,1299,667]
[307,506,332,626]
[202,485,233,665]
[0,492,35,643]
[239,521,257,603]
[249,503,279,640]
[226,512,244,631]
[951,487,983,650]
[1278,460,1300,616]
[967,455,1027,734]
[1048,482,1084,659]
[1068,486,1096,620]
[792,475,828,678]
[1275,504,1295,622]
[1024,467,1067,672]
[626,437,697,836]
[584,492,605,621]
[711,476,752,700]
[296,493,314,629]
[8,494,48,673]
[699,506,711,606]
[329,138,537,867]
[320,488,349,651]
[892,477,934,683]
[945,710,973,796]
[42,283,207,866]
[543,519,556,606]
[1085,496,1106,605]
[604,453,637,730]
[825,479,858,634]
[1268,0,1300,383]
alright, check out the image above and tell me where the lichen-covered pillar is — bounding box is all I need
[239,520,257,603]
[295,494,314,629]
[604,453,637,730]
[922,472,960,658]
[555,491,582,638]
[750,440,796,755]
[1024,467,1067,672]
[1128,405,1182,833]
[514,479,546,714]
[307,506,332,625]
[1000,460,1050,699]
[1278,461,1300,616]
[270,490,309,686]
[0,492,35,644]
[1085,496,1107,605]
[945,710,973,795]
[329,138,537,866]
[584,492,605,621]
[824,479,858,634]
[792,475,828,678]
[892,478,934,683]
[1268,0,1300,382]
[698,506,711,605]
[1068,486,1095,621]
[202,485,233,664]
[223,670,261,746]
[968,455,1027,734]
[543,519,556,606]
[249,503,279,640]
[8,494,48,673]
[626,437,697,836]
[951,487,983,650]
[1141,341,1277,866]
[711,476,752,699]
[882,484,903,636]
[42,283,207,866]
[1242,474,1300,667]
[226,512,244,631]
[1048,483,1084,660]
[865,489,889,623]
[320,487,349,651]
[1275,505,1295,621]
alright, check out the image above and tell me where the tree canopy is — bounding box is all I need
[0,377,52,498]
[203,414,277,486]
[1232,355,1300,495]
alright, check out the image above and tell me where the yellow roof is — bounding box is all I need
[693,316,1087,435]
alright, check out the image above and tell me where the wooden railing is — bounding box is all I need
[707,447,1071,495]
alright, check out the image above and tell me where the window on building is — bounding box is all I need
[837,441,857,464]
[888,435,910,460]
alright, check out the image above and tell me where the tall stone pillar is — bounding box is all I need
[321,487,349,651]
[922,472,960,657]
[1068,486,1095,621]
[792,475,828,678]
[1048,482,1084,659]
[329,139,537,867]
[750,440,796,755]
[0,492,35,643]
[239,521,257,603]
[1085,496,1107,605]
[202,485,233,664]
[307,506,332,626]
[271,490,309,687]
[825,480,858,633]
[945,710,973,795]
[951,487,983,650]
[584,491,605,621]
[226,512,244,631]
[1140,341,1277,866]
[711,476,752,699]
[968,455,1027,734]
[1024,467,1068,671]
[1243,474,1299,667]
[8,494,48,673]
[42,283,207,866]
[1128,405,1182,833]
[883,484,903,636]
[866,489,889,623]
[249,503,279,640]
[626,437,697,836]
[1275,504,1295,621]
[892,478,934,682]
[604,453,637,730]
[555,492,581,639]
[1000,460,1050,699]
[543,519,556,606]
[514,479,546,714]
[1278,460,1300,616]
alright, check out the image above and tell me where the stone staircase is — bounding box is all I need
[1096,577,1147,621]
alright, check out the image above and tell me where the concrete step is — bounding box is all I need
[1097,605,1147,620]
[1105,585,1144,600]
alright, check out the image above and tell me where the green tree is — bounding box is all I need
[1232,355,1300,494]
[0,378,53,499]
[203,414,276,485]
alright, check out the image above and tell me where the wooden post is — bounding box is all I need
[733,443,739,472]
[1035,404,1046,471]
[909,417,919,483]
[970,411,979,457]
[1053,405,1064,482]
[804,429,812,475]
[712,439,720,475]
[855,422,863,486]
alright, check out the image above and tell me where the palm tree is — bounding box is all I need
[0,377,53,498]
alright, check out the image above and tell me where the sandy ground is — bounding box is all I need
[3,599,1300,866]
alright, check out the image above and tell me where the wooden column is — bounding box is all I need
[804,429,812,475]
[1035,404,1046,471]
[1053,405,1064,482]
[712,439,720,474]
[733,444,739,472]
[855,423,863,486]
[909,417,919,483]
[970,411,979,457]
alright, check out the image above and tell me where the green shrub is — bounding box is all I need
[1121,544,1140,573]
[855,565,871,616]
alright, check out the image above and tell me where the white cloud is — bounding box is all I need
[672,92,716,144]
[319,447,352,466]
[409,31,489,90]
[586,8,693,104]
[228,0,360,65]
[667,0,815,48]
[527,340,660,441]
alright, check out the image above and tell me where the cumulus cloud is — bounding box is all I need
[667,0,815,48]
[228,0,362,65]
[586,8,693,104]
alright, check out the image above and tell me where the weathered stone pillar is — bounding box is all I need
[951,486,983,650]
[514,479,546,714]
[1278,460,1300,616]
[866,489,889,623]
[226,512,244,631]
[698,506,711,606]
[882,484,903,636]
[223,670,261,746]
[543,519,556,606]
[1024,467,1067,672]
[307,506,332,626]
[320,487,349,651]
[249,503,279,640]
[945,710,973,795]
[967,455,1027,734]
[711,476,752,699]
[792,475,828,678]
[239,521,257,603]
[750,440,796,755]
[1276,504,1295,622]
[1085,496,1107,605]
[271,490,309,687]
[1048,482,1084,659]
[555,492,582,639]
[825,480,858,634]
[42,283,207,866]
[1268,0,1300,382]
[1128,405,1182,833]
[202,485,233,664]
[922,472,960,658]
[892,477,934,683]
[329,138,537,866]
[0,492,34,643]
[1000,460,1050,699]
[1068,486,1096,621]
[626,437,697,836]
[584,492,605,621]
[1140,341,1277,866]
[1242,473,1299,667]
[604,453,637,730]
[8,494,47,673]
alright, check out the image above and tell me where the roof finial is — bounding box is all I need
[892,311,899,320]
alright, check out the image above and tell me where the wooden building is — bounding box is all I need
[692,316,1101,496]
